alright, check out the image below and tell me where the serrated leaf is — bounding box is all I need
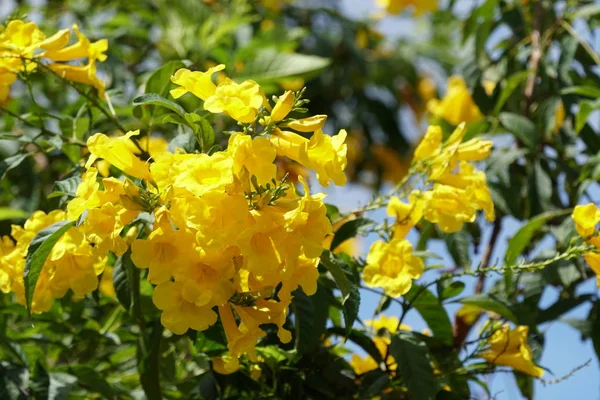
[24,221,76,315]
[112,251,132,311]
[330,218,374,252]
[498,112,538,149]
[320,250,352,303]
[389,332,439,400]
[504,209,570,266]
[133,94,185,117]
[294,285,329,353]
[50,176,83,199]
[458,293,516,322]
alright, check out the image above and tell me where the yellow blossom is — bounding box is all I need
[363,238,424,297]
[170,64,226,100]
[387,191,423,240]
[480,323,544,378]
[270,90,294,121]
[228,133,277,185]
[204,78,264,123]
[281,115,327,132]
[572,204,600,238]
[427,76,484,125]
[421,185,477,233]
[85,130,151,180]
[376,0,438,15]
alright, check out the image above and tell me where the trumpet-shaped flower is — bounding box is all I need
[85,130,151,180]
[363,238,424,297]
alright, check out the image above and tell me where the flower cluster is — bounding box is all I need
[363,123,494,297]
[478,322,544,378]
[0,210,107,313]
[572,204,600,287]
[0,19,107,102]
[1,65,348,372]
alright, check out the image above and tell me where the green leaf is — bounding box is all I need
[442,229,470,268]
[23,221,76,315]
[561,86,600,98]
[29,361,50,400]
[112,251,133,311]
[133,94,185,117]
[184,113,215,152]
[389,332,439,400]
[195,321,228,355]
[493,71,530,114]
[49,176,83,199]
[139,321,164,400]
[320,250,353,303]
[439,281,465,301]
[404,285,453,345]
[498,112,538,149]
[575,100,600,133]
[70,365,126,398]
[328,327,383,366]
[235,49,330,85]
[294,285,329,353]
[330,218,374,253]
[145,60,186,97]
[458,293,516,322]
[571,4,600,19]
[504,209,570,266]
[198,371,219,400]
[0,208,28,221]
[0,153,31,179]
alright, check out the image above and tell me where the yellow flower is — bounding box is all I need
[43,25,107,62]
[270,90,294,122]
[363,238,424,297]
[280,78,305,91]
[170,64,226,100]
[212,357,239,375]
[99,265,116,298]
[427,76,484,125]
[414,125,443,161]
[480,323,544,378]
[554,101,565,132]
[421,185,477,233]
[418,77,437,103]
[365,315,411,335]
[572,204,600,238]
[387,191,423,240]
[376,0,438,15]
[85,130,151,180]
[67,168,100,220]
[153,280,218,335]
[49,60,106,99]
[270,128,348,187]
[281,115,327,132]
[131,208,188,284]
[204,78,264,123]
[583,252,600,288]
[228,133,277,185]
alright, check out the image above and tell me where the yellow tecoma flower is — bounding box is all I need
[480,323,544,378]
[376,0,438,15]
[85,130,151,180]
[427,76,484,125]
[363,238,424,297]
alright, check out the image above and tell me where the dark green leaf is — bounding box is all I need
[145,60,186,97]
[184,113,215,152]
[330,218,374,253]
[493,71,529,114]
[498,112,538,149]
[328,327,383,366]
[24,221,76,315]
[576,100,600,133]
[389,332,439,400]
[504,209,570,266]
[29,361,50,400]
[139,320,163,400]
[198,371,219,400]
[439,281,465,301]
[458,293,516,322]
[0,153,31,179]
[442,229,470,268]
[113,251,133,311]
[133,94,185,117]
[320,250,353,303]
[294,285,329,353]
[70,365,126,398]
[405,285,453,345]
